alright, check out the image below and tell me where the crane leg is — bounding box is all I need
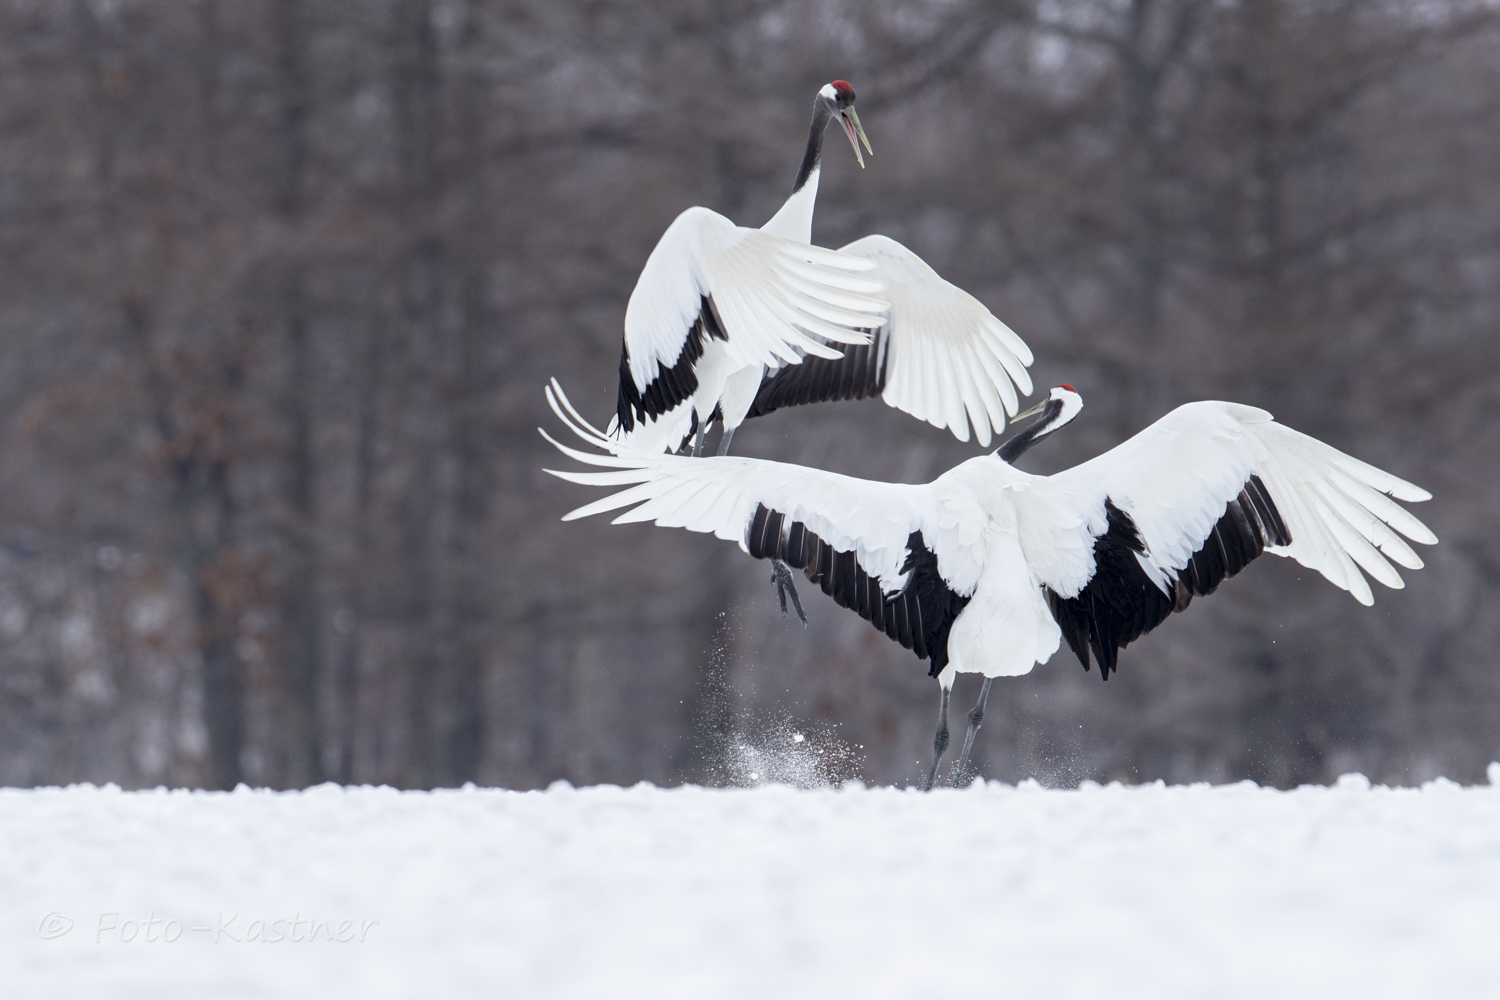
[922,686,951,792]
[771,561,807,625]
[691,418,706,458]
[953,677,994,783]
[715,424,736,456]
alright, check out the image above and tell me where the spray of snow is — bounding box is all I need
[716,709,864,789]
[690,611,864,789]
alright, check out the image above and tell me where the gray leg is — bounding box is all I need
[953,677,994,782]
[691,418,706,458]
[923,686,952,792]
[771,561,807,625]
[715,424,736,456]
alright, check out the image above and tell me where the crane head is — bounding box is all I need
[1011,385,1084,429]
[820,80,872,168]
[996,386,1083,463]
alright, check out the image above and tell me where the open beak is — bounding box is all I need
[1010,399,1047,424]
[841,107,872,168]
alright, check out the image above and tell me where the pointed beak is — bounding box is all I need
[1010,399,1047,424]
[840,107,872,168]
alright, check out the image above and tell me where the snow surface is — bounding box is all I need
[7,771,1500,999]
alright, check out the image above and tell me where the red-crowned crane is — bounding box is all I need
[545,380,1436,790]
[614,81,1034,464]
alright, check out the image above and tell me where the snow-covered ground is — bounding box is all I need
[6,772,1500,998]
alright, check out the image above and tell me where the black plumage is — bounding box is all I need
[997,396,1064,463]
[744,334,886,420]
[615,295,728,433]
[1048,479,1291,679]
[745,503,971,676]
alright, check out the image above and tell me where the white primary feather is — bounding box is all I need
[546,380,971,596]
[1014,402,1436,608]
[837,235,1035,447]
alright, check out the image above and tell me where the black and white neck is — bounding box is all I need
[997,385,1083,463]
[763,81,859,243]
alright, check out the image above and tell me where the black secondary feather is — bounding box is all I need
[745,334,886,420]
[616,295,728,433]
[1048,479,1291,680]
[746,503,972,676]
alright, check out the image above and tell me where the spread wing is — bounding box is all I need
[745,234,1034,446]
[545,380,980,673]
[618,207,889,434]
[1013,401,1436,676]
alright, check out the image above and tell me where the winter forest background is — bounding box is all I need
[0,0,1496,792]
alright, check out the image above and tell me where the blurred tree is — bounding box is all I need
[0,0,1495,790]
